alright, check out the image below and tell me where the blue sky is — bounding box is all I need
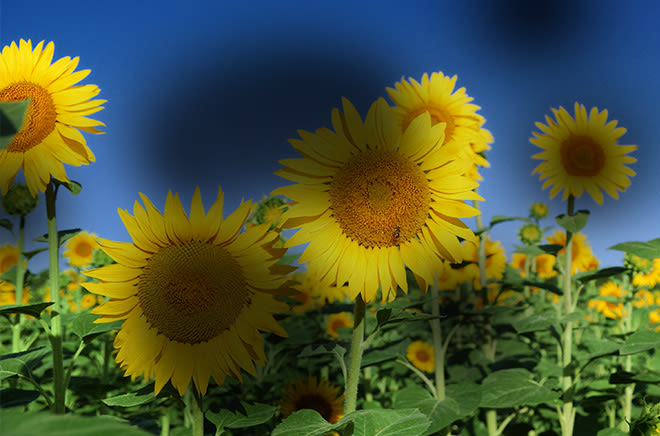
[2,0,659,272]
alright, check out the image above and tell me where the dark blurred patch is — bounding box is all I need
[471,0,587,55]
[138,37,390,188]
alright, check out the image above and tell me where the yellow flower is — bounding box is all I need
[0,243,19,292]
[546,230,597,275]
[63,231,99,268]
[510,253,557,279]
[588,281,625,320]
[387,72,493,181]
[294,270,348,305]
[531,102,636,205]
[279,376,344,424]
[83,187,293,396]
[0,286,30,305]
[634,289,655,308]
[456,237,506,290]
[406,340,435,373]
[80,293,97,310]
[633,258,660,288]
[650,309,660,331]
[273,98,479,303]
[326,312,353,339]
[0,39,105,196]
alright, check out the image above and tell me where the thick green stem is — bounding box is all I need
[621,274,633,432]
[161,410,171,436]
[11,216,26,353]
[344,293,366,415]
[430,278,445,401]
[190,390,204,436]
[486,409,498,436]
[560,196,575,436]
[46,182,65,414]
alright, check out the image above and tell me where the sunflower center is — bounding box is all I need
[137,241,248,344]
[405,107,455,143]
[416,349,430,362]
[328,150,431,248]
[75,242,93,257]
[560,135,606,177]
[294,394,334,422]
[0,81,57,153]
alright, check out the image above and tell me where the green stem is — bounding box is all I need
[486,410,498,436]
[11,215,26,353]
[161,410,171,436]
[46,182,65,414]
[621,274,633,432]
[344,293,367,415]
[190,390,204,436]
[560,195,575,436]
[430,278,445,401]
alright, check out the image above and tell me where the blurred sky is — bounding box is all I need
[1,0,659,273]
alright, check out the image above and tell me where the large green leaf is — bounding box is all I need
[480,368,559,408]
[596,429,628,436]
[33,228,81,247]
[574,267,628,284]
[0,408,152,436]
[0,302,53,319]
[609,238,660,259]
[270,409,335,436]
[102,386,154,408]
[206,402,277,432]
[0,347,50,381]
[620,329,660,355]
[71,312,123,343]
[0,99,30,151]
[512,309,558,334]
[556,210,589,233]
[351,408,430,436]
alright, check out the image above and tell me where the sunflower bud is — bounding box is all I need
[631,403,660,436]
[518,223,543,245]
[251,196,288,230]
[529,202,549,220]
[1,184,39,216]
[625,253,655,275]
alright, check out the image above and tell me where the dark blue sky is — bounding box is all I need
[2,0,659,270]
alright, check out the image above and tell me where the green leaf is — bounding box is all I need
[574,267,628,284]
[393,383,481,434]
[490,216,529,227]
[102,389,155,407]
[271,409,336,436]
[514,244,563,257]
[555,210,589,233]
[620,329,660,355]
[0,99,30,151]
[596,429,628,436]
[480,369,559,408]
[225,402,278,429]
[376,308,392,326]
[351,408,430,436]
[0,347,49,381]
[71,312,122,343]
[0,265,19,285]
[0,218,13,233]
[0,389,40,407]
[512,309,558,334]
[22,247,48,261]
[33,228,81,246]
[0,302,53,318]
[609,238,660,259]
[0,408,153,436]
[61,180,82,196]
[609,370,660,384]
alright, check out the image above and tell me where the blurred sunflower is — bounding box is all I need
[633,289,655,308]
[627,255,660,288]
[279,375,344,424]
[274,98,479,303]
[456,237,506,290]
[530,102,636,205]
[83,187,293,396]
[326,312,353,339]
[546,230,597,274]
[406,340,435,373]
[63,231,99,268]
[0,286,30,305]
[387,72,493,181]
[510,253,557,279]
[588,281,625,320]
[0,39,105,196]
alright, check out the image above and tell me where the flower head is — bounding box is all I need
[529,202,549,219]
[63,231,99,268]
[326,312,353,339]
[518,222,543,245]
[279,376,344,424]
[546,230,598,275]
[406,340,435,373]
[0,40,105,196]
[83,187,293,396]
[274,97,480,302]
[531,102,636,205]
[588,281,626,320]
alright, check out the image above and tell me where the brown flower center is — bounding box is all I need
[137,241,248,344]
[416,349,430,363]
[328,150,431,248]
[560,134,606,176]
[0,81,57,152]
[75,242,93,257]
[294,394,334,422]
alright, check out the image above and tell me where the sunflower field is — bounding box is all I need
[3,39,660,436]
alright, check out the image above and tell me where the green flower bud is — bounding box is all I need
[529,202,549,220]
[251,196,288,230]
[625,252,655,275]
[518,223,543,245]
[1,184,39,216]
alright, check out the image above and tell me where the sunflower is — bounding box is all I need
[456,237,506,290]
[588,281,626,320]
[0,39,105,196]
[63,231,99,268]
[530,102,636,205]
[518,223,543,245]
[633,289,655,308]
[279,375,344,424]
[0,243,19,292]
[326,312,353,339]
[529,202,549,220]
[546,230,597,275]
[629,256,660,288]
[510,253,557,279]
[406,340,435,373]
[82,187,293,396]
[387,72,493,181]
[273,98,480,303]
[0,286,30,305]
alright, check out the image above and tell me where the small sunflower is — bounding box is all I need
[588,281,625,320]
[0,39,105,196]
[326,312,353,339]
[634,289,655,308]
[406,340,435,373]
[518,223,543,245]
[279,375,344,424]
[83,187,293,396]
[546,230,596,275]
[529,202,549,220]
[63,231,99,268]
[456,237,506,290]
[530,102,636,205]
[273,98,480,303]
[387,72,493,181]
